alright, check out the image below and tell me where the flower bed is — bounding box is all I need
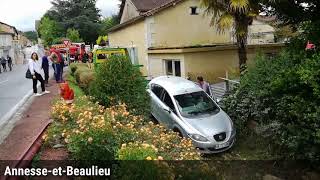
[44,94,219,178]
[47,95,201,161]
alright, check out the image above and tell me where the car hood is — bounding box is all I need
[185,110,233,136]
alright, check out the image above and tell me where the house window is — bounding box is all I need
[190,7,199,15]
[164,60,181,77]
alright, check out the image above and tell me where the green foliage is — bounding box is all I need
[99,15,120,35]
[68,127,119,161]
[72,64,94,94]
[44,0,101,44]
[38,17,64,46]
[69,63,78,76]
[116,143,157,160]
[89,55,150,117]
[263,0,320,26]
[23,31,38,42]
[66,28,82,42]
[223,51,320,160]
[96,35,108,46]
[67,73,85,97]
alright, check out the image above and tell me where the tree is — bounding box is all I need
[66,28,83,42]
[263,0,320,25]
[200,0,270,73]
[96,35,108,46]
[38,17,64,46]
[23,31,38,42]
[100,15,120,35]
[263,1,320,47]
[44,0,101,44]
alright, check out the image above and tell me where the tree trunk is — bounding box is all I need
[235,13,250,74]
[237,35,247,73]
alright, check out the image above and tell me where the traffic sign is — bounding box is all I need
[63,40,70,47]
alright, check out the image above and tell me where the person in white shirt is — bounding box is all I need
[28,52,50,96]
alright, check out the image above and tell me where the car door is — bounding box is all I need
[159,90,181,129]
[149,84,165,124]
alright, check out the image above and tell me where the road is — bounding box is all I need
[0,45,55,142]
[0,64,33,120]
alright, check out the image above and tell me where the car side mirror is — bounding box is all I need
[163,106,171,114]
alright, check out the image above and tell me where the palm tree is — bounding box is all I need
[201,0,265,73]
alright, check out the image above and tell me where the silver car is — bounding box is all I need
[147,76,236,153]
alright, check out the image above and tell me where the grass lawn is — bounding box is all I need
[204,132,279,160]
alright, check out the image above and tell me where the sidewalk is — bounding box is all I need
[0,79,59,160]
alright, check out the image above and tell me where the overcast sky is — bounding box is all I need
[0,0,120,31]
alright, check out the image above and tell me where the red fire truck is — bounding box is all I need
[50,42,87,64]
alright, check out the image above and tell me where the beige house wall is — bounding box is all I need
[184,50,238,83]
[148,53,185,78]
[108,20,149,75]
[147,45,284,83]
[151,0,231,48]
[247,20,275,44]
[109,0,281,79]
[120,0,140,24]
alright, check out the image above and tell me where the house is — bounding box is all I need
[108,0,284,82]
[0,22,27,64]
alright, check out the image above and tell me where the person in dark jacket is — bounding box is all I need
[1,57,7,72]
[42,51,50,86]
[7,55,12,71]
[59,53,65,82]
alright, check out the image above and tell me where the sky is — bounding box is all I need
[0,0,120,31]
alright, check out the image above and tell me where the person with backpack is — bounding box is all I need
[28,52,50,96]
[7,55,12,71]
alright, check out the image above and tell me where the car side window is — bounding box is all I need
[162,90,176,113]
[151,84,164,99]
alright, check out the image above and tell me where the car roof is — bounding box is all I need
[150,76,203,95]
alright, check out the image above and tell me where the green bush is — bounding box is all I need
[68,127,119,162]
[223,51,320,160]
[116,142,158,160]
[71,64,95,94]
[78,71,95,93]
[89,55,150,117]
[69,63,78,76]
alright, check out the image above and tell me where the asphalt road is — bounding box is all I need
[0,64,31,119]
[0,45,53,125]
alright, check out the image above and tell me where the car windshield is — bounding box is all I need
[174,91,220,118]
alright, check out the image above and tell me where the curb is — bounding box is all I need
[0,88,34,127]
[0,84,39,144]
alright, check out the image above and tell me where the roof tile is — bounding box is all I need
[131,0,173,11]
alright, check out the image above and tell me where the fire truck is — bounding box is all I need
[51,42,88,64]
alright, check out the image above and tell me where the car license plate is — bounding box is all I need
[215,142,229,149]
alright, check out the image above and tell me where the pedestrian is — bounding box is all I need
[42,51,50,86]
[197,76,214,97]
[82,52,88,63]
[28,52,50,97]
[49,51,62,83]
[7,55,12,71]
[1,57,7,72]
[59,53,65,82]
[87,52,93,69]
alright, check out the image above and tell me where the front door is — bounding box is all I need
[159,89,181,129]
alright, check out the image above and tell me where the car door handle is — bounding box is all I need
[163,107,171,114]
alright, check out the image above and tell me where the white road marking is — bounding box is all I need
[0,80,9,85]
